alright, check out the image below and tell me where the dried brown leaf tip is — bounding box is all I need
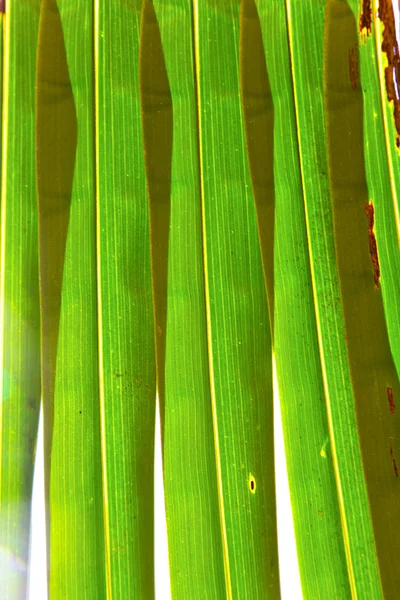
[388,387,396,413]
[379,0,400,147]
[365,202,380,289]
[348,46,360,90]
[359,1,372,37]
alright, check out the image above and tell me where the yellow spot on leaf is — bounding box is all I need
[320,436,329,458]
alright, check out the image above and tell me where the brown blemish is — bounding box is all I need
[27,397,37,411]
[0,0,4,13]
[248,474,256,493]
[388,386,395,413]
[378,0,400,147]
[359,1,372,36]
[365,202,380,289]
[390,443,399,477]
[348,45,360,90]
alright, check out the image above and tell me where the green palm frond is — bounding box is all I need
[1,0,399,598]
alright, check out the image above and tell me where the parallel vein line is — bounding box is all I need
[0,7,9,510]
[94,1,112,597]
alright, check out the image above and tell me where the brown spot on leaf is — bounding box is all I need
[248,474,256,493]
[348,45,360,89]
[359,1,372,36]
[379,0,400,147]
[27,397,37,411]
[388,387,395,413]
[365,202,380,289]
[0,0,5,14]
[390,443,399,476]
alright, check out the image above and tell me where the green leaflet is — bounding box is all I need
[151,1,226,597]
[194,0,279,597]
[324,1,400,595]
[36,0,158,597]
[246,0,351,596]
[287,0,382,595]
[0,3,41,598]
[354,0,400,382]
[285,0,400,596]
[95,0,156,597]
[372,0,400,252]
[36,1,105,598]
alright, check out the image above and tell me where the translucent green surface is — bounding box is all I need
[1,1,399,598]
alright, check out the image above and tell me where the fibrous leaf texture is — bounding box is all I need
[0,0,398,599]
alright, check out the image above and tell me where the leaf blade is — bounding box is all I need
[36,1,106,598]
[95,0,156,596]
[194,1,279,597]
[146,1,228,597]
[248,0,352,596]
[0,3,41,597]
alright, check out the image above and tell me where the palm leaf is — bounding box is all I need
[372,0,400,247]
[283,0,400,596]
[193,0,279,597]
[243,0,351,596]
[8,0,400,598]
[36,1,106,597]
[36,0,157,597]
[362,1,400,375]
[150,1,226,597]
[0,2,41,597]
[95,0,156,596]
